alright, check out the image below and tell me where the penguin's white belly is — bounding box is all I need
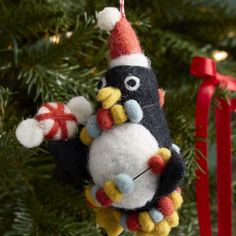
[88,123,160,210]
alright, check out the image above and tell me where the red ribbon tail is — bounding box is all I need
[215,99,232,236]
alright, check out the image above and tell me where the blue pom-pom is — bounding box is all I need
[171,143,180,154]
[87,115,101,138]
[125,99,143,123]
[120,214,129,231]
[149,208,164,223]
[91,185,101,204]
[114,173,135,194]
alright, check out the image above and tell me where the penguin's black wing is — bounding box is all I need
[158,150,185,196]
[48,137,90,188]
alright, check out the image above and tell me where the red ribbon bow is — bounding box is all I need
[191,56,236,236]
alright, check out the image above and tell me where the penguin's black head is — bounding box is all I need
[97,66,160,108]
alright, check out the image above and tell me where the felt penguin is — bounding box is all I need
[84,7,184,210]
[16,6,185,236]
[51,7,184,235]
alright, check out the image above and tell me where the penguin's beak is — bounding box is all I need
[97,87,121,109]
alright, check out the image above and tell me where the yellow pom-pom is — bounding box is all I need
[166,211,179,228]
[80,127,93,145]
[103,180,123,202]
[85,187,100,208]
[111,104,128,125]
[96,208,123,236]
[139,212,155,232]
[157,148,171,162]
[97,87,121,109]
[169,191,183,209]
[154,220,171,236]
[113,209,122,221]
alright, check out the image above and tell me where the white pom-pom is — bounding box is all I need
[67,96,93,125]
[16,118,44,148]
[97,7,121,31]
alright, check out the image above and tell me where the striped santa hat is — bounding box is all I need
[97,7,150,68]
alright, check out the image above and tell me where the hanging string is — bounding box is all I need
[133,167,150,181]
[120,0,125,17]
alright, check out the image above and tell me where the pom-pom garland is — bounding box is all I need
[148,148,172,175]
[138,212,155,232]
[111,104,128,125]
[103,180,123,202]
[114,173,135,194]
[148,155,166,174]
[87,174,135,208]
[85,146,174,209]
[96,188,113,207]
[85,148,174,214]
[80,98,144,145]
[158,148,171,162]
[154,220,171,236]
[96,87,121,109]
[120,214,129,231]
[96,108,113,130]
[165,211,179,228]
[157,197,175,217]
[168,191,183,209]
[80,127,93,145]
[126,213,140,232]
[149,208,164,223]
[86,183,183,235]
[87,115,101,138]
[124,99,143,123]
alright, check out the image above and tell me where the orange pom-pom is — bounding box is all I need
[158,197,174,217]
[148,155,166,174]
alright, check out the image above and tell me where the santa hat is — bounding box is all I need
[97,7,150,68]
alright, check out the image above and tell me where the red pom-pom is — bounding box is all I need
[127,213,140,231]
[158,197,174,217]
[96,188,113,207]
[148,155,166,174]
[96,108,113,130]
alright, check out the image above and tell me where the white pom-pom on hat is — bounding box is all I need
[97,7,121,32]
[97,6,150,68]
[16,118,44,148]
[67,96,93,125]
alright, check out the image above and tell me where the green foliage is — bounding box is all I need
[1,0,236,235]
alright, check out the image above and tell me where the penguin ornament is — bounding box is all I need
[80,7,184,236]
[16,6,184,236]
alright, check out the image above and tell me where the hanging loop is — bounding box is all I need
[120,0,125,17]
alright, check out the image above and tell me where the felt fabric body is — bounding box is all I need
[48,138,90,187]
[88,123,160,210]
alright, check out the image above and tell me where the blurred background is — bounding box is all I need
[0,0,236,235]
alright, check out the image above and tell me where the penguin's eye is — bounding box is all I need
[124,76,140,91]
[98,77,107,89]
